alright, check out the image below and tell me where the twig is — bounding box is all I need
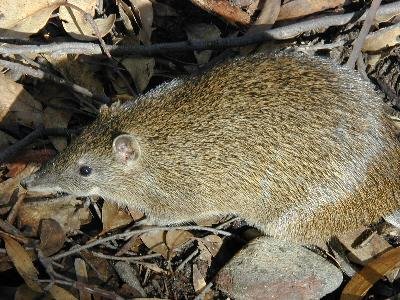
[1,2,399,56]
[91,252,161,261]
[0,127,76,163]
[346,0,382,68]
[39,279,125,300]
[175,249,199,272]
[0,59,110,103]
[50,225,231,261]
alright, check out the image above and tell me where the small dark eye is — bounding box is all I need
[79,165,92,176]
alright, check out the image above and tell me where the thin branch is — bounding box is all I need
[50,225,232,261]
[346,0,382,68]
[91,252,162,261]
[0,127,76,163]
[175,249,199,272]
[39,279,125,300]
[0,59,110,103]
[0,2,399,56]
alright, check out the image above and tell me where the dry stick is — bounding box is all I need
[61,2,136,97]
[39,279,125,300]
[91,252,162,261]
[1,2,400,56]
[50,225,231,261]
[0,59,110,103]
[346,0,382,68]
[175,249,199,272]
[0,127,74,163]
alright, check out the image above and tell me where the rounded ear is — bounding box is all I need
[112,134,141,165]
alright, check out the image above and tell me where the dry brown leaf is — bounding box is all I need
[0,73,43,129]
[199,234,223,257]
[39,218,66,256]
[128,207,145,221]
[74,258,91,300]
[130,0,153,45]
[185,23,221,65]
[338,226,392,265]
[277,0,346,21]
[2,234,42,292]
[14,284,43,300]
[101,201,133,234]
[121,57,155,92]
[189,0,251,25]
[43,107,71,151]
[0,164,39,205]
[341,247,400,299]
[141,229,193,258]
[48,285,78,300]
[18,196,91,235]
[363,23,400,52]
[256,0,280,27]
[80,249,115,282]
[192,264,207,293]
[59,0,115,41]
[165,230,193,252]
[141,230,168,257]
[0,0,61,38]
[117,0,139,33]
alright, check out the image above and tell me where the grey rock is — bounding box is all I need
[216,236,343,299]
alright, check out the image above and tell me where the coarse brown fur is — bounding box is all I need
[23,53,400,244]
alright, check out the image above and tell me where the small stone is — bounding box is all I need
[216,236,343,299]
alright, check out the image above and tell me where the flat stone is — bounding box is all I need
[216,236,343,299]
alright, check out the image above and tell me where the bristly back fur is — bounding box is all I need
[25,53,400,244]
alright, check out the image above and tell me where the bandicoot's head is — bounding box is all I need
[21,111,149,208]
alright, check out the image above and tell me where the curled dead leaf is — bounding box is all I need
[189,0,251,25]
[141,230,168,257]
[59,0,115,41]
[18,196,91,235]
[0,0,60,38]
[0,73,43,129]
[130,0,154,44]
[341,247,400,299]
[192,264,207,293]
[1,234,42,292]
[39,218,66,257]
[363,23,400,52]
[277,0,346,21]
[48,285,78,300]
[101,201,133,234]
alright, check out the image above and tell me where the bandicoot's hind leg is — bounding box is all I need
[215,236,343,299]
